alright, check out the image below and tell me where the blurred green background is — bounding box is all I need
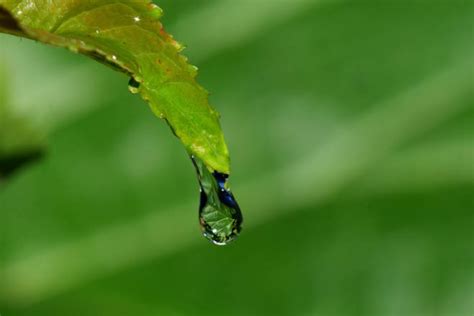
[1,0,473,315]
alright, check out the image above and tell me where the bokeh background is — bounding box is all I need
[1,0,473,315]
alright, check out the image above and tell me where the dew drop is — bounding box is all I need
[148,4,163,19]
[128,77,140,94]
[191,155,243,246]
[68,45,79,53]
[133,16,141,22]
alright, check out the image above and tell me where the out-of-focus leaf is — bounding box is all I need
[0,63,44,180]
[0,0,230,173]
[0,115,44,180]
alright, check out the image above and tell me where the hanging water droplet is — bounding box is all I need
[191,155,243,245]
[128,77,140,94]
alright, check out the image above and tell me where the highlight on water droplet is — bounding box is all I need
[191,155,243,246]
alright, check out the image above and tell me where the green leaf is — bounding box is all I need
[0,0,230,173]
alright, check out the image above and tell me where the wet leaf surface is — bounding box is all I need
[0,0,230,173]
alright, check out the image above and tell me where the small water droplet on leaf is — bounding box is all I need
[148,4,163,19]
[128,77,140,94]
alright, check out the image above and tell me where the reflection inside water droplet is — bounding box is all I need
[191,155,243,245]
